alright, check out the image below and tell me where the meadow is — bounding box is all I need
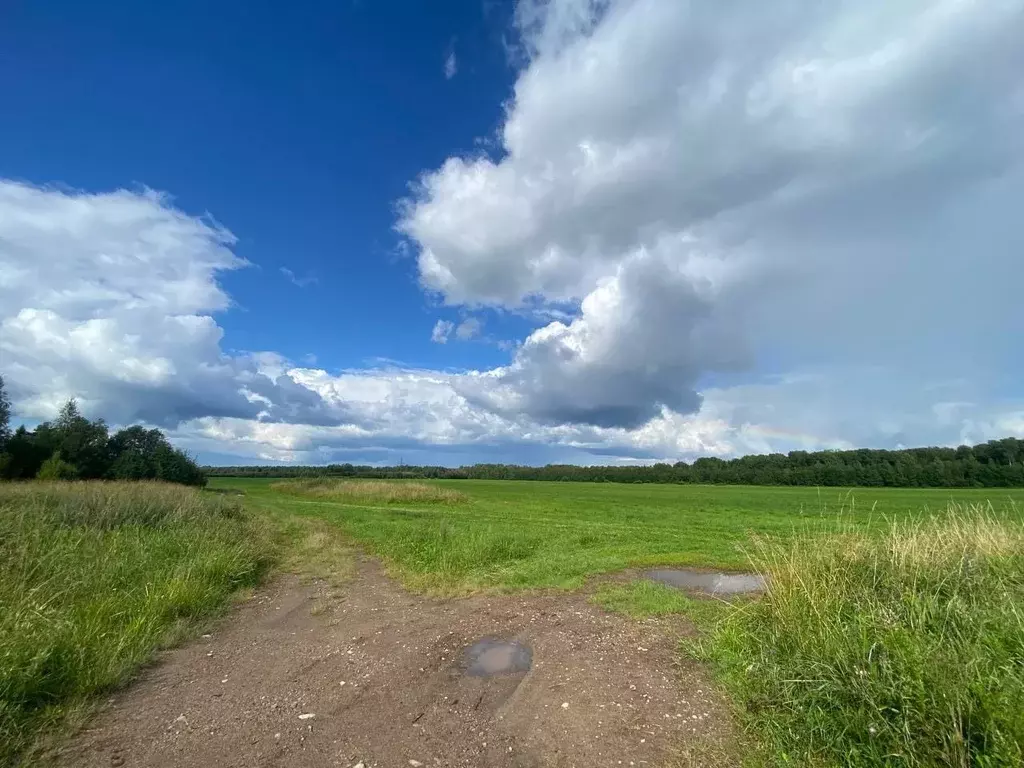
[218,476,1024,593]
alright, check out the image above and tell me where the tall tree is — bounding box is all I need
[0,374,10,447]
[51,399,110,479]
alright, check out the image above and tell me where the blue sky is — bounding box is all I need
[1,0,1023,465]
[1,0,521,372]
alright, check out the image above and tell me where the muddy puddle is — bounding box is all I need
[646,568,766,595]
[461,638,533,676]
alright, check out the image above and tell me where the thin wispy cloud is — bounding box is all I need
[280,267,317,288]
[430,319,454,343]
[444,50,458,80]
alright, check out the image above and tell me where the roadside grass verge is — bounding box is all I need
[271,478,468,506]
[0,481,273,766]
[697,504,1024,767]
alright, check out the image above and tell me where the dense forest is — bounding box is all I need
[0,376,206,486]
[206,437,1024,488]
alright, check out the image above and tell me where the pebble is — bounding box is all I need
[561,702,569,709]
[409,761,424,767]
[298,713,316,720]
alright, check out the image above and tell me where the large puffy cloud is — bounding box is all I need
[0,181,343,428]
[399,0,1024,429]
[4,0,1024,466]
[0,173,1015,465]
[170,364,1024,465]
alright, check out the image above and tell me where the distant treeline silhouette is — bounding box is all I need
[205,438,1024,487]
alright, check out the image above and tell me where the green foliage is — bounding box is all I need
[0,481,273,765]
[0,375,10,447]
[703,507,1024,767]
[0,390,205,486]
[52,400,110,479]
[36,452,78,481]
[0,426,49,480]
[204,437,1024,488]
[150,443,207,487]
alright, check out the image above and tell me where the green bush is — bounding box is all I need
[36,452,78,481]
[706,505,1024,767]
[0,481,272,765]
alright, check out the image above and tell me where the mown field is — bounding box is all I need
[218,476,1024,592]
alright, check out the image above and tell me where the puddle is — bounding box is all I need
[461,639,533,677]
[646,568,766,595]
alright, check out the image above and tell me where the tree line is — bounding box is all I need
[0,375,206,486]
[205,438,1024,488]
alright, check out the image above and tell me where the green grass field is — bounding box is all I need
[215,476,1024,593]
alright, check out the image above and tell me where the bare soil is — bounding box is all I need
[58,559,732,768]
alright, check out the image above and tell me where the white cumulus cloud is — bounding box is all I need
[4,0,1024,465]
[401,0,1024,429]
[0,180,342,428]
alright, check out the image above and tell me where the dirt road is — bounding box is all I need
[59,560,731,768]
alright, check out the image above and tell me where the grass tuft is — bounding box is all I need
[0,481,273,765]
[704,503,1024,767]
[591,580,734,630]
[272,478,468,505]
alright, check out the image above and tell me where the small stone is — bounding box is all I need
[298,713,316,720]
[353,763,365,768]
[221,678,228,684]
[561,702,569,709]
[409,761,424,767]
[274,733,281,739]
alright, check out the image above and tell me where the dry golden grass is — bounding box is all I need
[271,478,468,505]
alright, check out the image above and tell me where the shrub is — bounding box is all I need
[36,452,78,481]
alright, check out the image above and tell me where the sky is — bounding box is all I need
[1,0,1023,467]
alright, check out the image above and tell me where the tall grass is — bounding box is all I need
[705,504,1024,767]
[272,478,468,505]
[0,482,273,765]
